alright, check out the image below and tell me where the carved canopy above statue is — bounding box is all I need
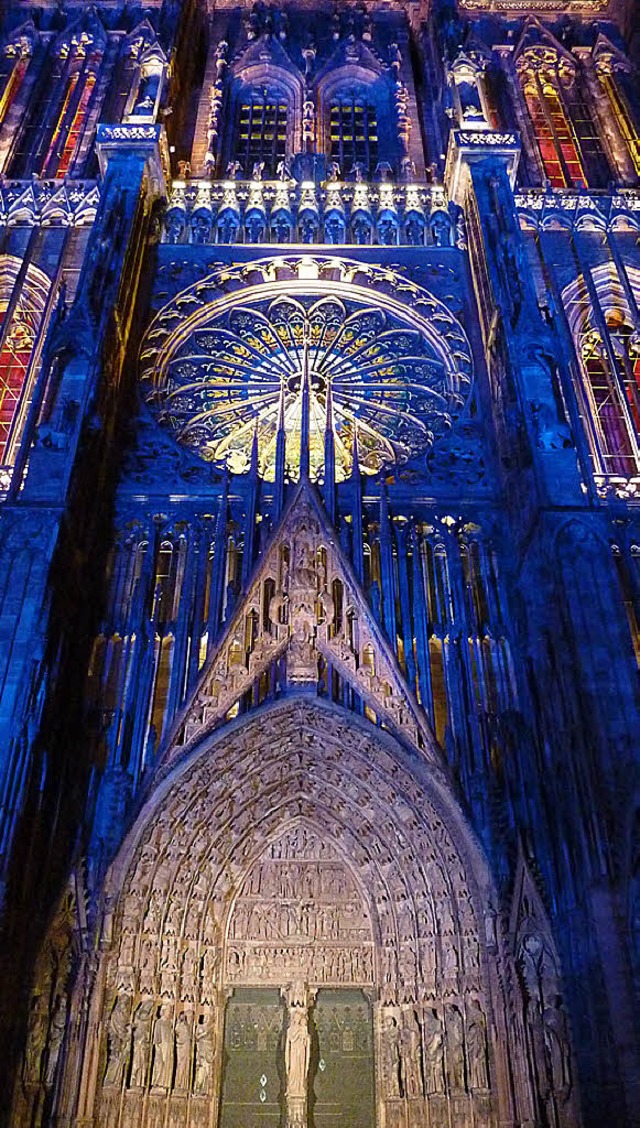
[139,256,473,482]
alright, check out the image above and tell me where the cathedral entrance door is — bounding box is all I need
[218,987,376,1128]
[310,989,375,1128]
[220,988,285,1128]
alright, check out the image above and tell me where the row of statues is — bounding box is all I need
[381,999,490,1100]
[104,997,215,1096]
[102,989,490,1109]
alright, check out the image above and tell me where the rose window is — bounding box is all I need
[141,260,472,482]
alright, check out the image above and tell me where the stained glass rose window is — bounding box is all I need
[141,258,472,481]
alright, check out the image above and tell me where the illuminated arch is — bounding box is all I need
[226,64,304,175]
[316,64,395,175]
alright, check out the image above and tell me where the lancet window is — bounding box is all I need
[0,35,32,130]
[565,267,640,479]
[9,36,103,178]
[0,256,51,487]
[516,47,606,188]
[593,51,640,177]
[329,88,379,175]
[233,85,288,177]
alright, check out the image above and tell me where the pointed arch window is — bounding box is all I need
[329,88,379,175]
[9,38,102,178]
[0,35,32,131]
[0,257,52,488]
[517,52,585,187]
[594,52,640,177]
[564,268,640,480]
[233,85,288,177]
[516,48,607,188]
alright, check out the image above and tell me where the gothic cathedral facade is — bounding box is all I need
[0,0,638,1125]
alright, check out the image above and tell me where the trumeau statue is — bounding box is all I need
[285,1006,311,1099]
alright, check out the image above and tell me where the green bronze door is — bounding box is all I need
[310,989,375,1128]
[219,988,285,1128]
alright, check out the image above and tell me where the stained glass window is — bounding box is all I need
[0,49,30,130]
[579,320,640,477]
[142,279,473,484]
[234,88,288,177]
[10,46,100,178]
[519,61,588,188]
[56,70,96,176]
[329,91,378,175]
[600,70,640,176]
[0,258,51,484]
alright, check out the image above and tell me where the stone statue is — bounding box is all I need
[194,1014,215,1095]
[381,1011,403,1098]
[174,1010,192,1091]
[130,1000,154,1088]
[23,998,48,1083]
[401,1010,423,1097]
[422,1008,445,1094]
[446,1005,466,1092]
[466,999,489,1090]
[285,1006,310,1099]
[151,1005,174,1088]
[44,995,67,1087]
[104,994,132,1087]
[543,996,571,1098]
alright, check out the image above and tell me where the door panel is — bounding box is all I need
[220,989,285,1128]
[310,989,375,1128]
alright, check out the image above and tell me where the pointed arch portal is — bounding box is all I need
[53,695,538,1128]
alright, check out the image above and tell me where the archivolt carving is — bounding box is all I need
[76,697,504,1127]
[14,699,573,1128]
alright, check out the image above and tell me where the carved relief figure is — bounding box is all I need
[130,1000,154,1087]
[104,994,132,1087]
[543,996,571,1100]
[285,1005,311,1099]
[381,1010,403,1098]
[23,997,49,1083]
[174,1010,192,1091]
[466,998,489,1090]
[422,1007,445,1094]
[401,1009,423,1097]
[44,995,67,1087]
[446,1004,466,1092]
[194,1013,215,1096]
[151,1005,174,1088]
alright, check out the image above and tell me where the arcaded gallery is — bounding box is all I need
[0,0,638,1124]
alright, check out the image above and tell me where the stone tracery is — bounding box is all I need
[140,256,473,484]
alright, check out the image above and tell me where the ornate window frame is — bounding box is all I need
[515,46,587,188]
[224,64,303,176]
[563,263,640,481]
[0,254,52,488]
[316,64,396,175]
